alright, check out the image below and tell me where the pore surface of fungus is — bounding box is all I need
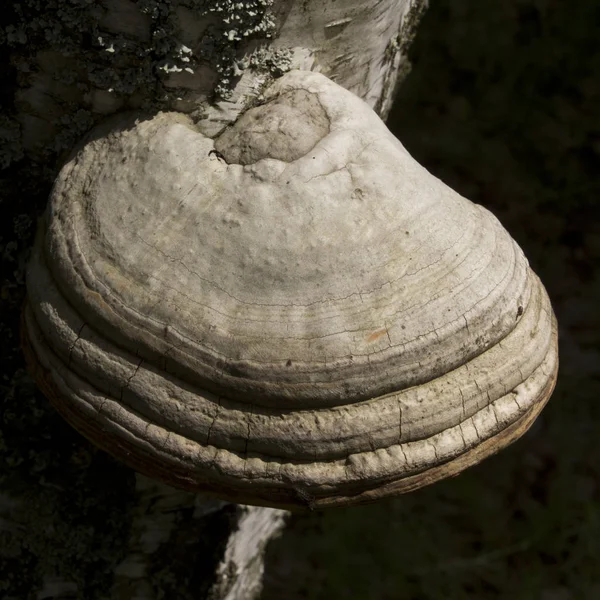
[22,71,558,510]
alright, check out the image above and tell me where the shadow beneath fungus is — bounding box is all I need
[260,0,600,598]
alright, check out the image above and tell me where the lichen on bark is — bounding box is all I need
[0,0,289,169]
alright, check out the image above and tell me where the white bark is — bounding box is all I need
[9,0,426,159]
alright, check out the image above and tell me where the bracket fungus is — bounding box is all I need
[22,70,558,510]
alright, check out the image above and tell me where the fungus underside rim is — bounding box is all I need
[21,300,558,509]
[21,291,557,480]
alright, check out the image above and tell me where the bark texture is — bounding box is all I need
[4,0,426,162]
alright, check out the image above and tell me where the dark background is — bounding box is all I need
[261,1,599,598]
[0,0,598,598]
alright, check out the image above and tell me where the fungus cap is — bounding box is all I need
[22,70,558,510]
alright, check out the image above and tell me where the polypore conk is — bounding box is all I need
[22,70,558,510]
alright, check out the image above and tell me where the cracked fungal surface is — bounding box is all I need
[22,71,558,510]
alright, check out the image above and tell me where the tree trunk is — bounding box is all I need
[0,1,426,598]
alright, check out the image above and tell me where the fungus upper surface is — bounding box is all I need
[23,70,558,509]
